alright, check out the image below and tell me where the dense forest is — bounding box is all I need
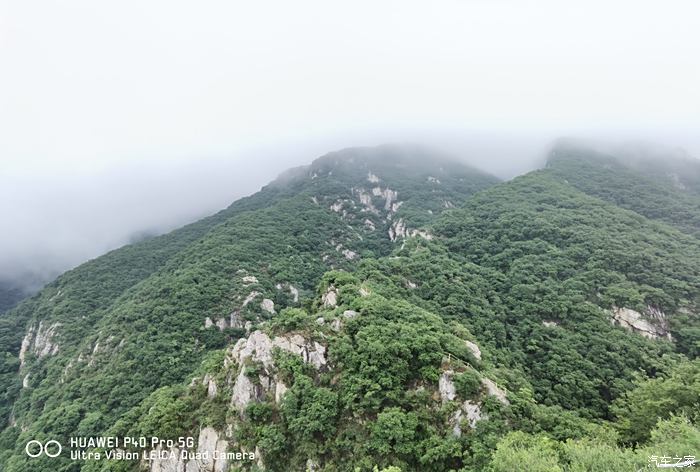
[1,143,699,471]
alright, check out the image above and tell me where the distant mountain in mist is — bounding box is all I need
[0,281,30,314]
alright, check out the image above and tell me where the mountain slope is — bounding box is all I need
[0,145,498,471]
[1,143,699,471]
[87,157,699,471]
[546,142,700,238]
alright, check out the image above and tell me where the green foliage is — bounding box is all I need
[559,437,644,471]
[453,370,481,399]
[643,415,700,460]
[547,145,700,238]
[282,377,339,442]
[428,170,698,415]
[368,407,419,456]
[612,358,700,444]
[488,431,563,472]
[268,308,312,333]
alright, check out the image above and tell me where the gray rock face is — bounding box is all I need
[611,306,672,340]
[389,219,407,241]
[260,299,275,314]
[215,318,227,330]
[227,331,327,413]
[289,285,299,303]
[275,283,300,303]
[144,427,230,472]
[440,369,508,436]
[412,229,433,240]
[388,218,433,241]
[19,321,60,367]
[439,370,457,403]
[275,381,288,403]
[241,291,261,307]
[241,275,258,284]
[368,186,399,211]
[451,400,486,436]
[146,446,182,472]
[355,189,380,215]
[464,340,482,361]
[481,378,509,405]
[330,201,343,212]
[230,368,259,412]
[341,248,358,260]
[202,374,218,399]
[322,286,338,308]
[325,310,358,332]
[230,331,276,369]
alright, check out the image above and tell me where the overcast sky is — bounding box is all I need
[1,0,699,285]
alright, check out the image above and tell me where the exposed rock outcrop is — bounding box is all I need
[354,190,380,215]
[439,371,457,403]
[242,291,261,307]
[143,426,235,472]
[481,377,509,405]
[19,321,60,367]
[260,299,275,314]
[464,340,482,361]
[380,188,398,211]
[275,283,300,303]
[611,306,672,340]
[241,275,258,284]
[389,219,407,241]
[203,374,218,399]
[227,331,327,413]
[341,248,358,260]
[388,218,433,241]
[289,285,299,303]
[439,369,508,436]
[452,400,484,436]
[328,310,358,332]
[322,286,338,308]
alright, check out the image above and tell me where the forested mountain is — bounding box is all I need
[1,143,699,471]
[546,142,700,238]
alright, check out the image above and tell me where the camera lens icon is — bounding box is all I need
[25,440,62,458]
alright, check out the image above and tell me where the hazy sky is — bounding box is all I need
[1,0,699,284]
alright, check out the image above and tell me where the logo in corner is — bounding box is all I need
[25,440,62,458]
